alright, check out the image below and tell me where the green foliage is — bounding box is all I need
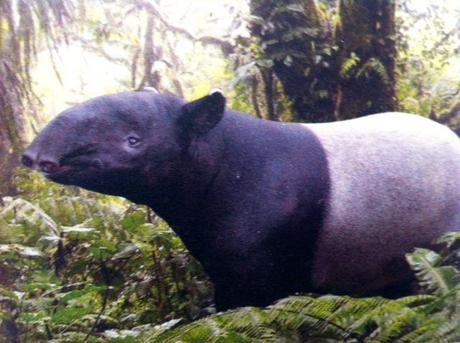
[397,1,460,125]
[407,248,460,296]
[340,54,395,97]
[0,170,212,342]
[247,0,338,122]
[340,52,360,77]
[2,170,460,342]
[356,58,391,86]
[144,294,438,342]
[142,235,460,342]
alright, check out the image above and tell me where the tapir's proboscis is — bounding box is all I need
[22,90,460,310]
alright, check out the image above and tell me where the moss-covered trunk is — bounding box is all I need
[250,0,397,122]
[250,0,337,122]
[0,133,20,197]
[335,0,397,119]
[0,0,31,196]
[0,72,27,196]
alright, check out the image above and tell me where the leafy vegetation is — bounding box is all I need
[1,171,460,342]
[144,240,460,342]
[396,1,460,133]
[0,171,213,342]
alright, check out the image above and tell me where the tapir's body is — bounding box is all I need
[22,91,460,310]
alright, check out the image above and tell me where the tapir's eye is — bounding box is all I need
[127,136,141,147]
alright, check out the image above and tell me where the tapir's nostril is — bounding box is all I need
[38,160,60,174]
[21,153,35,168]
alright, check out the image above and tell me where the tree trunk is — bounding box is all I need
[0,0,30,196]
[139,14,161,89]
[249,0,397,122]
[335,0,397,119]
[0,134,19,196]
[0,68,27,196]
[250,0,337,122]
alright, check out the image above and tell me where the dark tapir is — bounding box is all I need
[22,90,460,310]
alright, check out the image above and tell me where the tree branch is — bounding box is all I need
[128,0,235,54]
[69,34,130,65]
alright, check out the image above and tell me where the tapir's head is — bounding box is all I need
[22,90,226,198]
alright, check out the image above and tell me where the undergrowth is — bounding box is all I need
[1,169,460,342]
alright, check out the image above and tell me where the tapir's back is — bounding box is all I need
[306,113,460,294]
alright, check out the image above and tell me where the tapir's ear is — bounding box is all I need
[178,90,226,139]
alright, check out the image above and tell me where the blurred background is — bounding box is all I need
[2,1,460,341]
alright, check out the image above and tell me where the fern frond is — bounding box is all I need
[269,295,365,339]
[0,198,59,236]
[356,57,390,85]
[400,313,460,343]
[434,315,460,343]
[398,316,439,343]
[369,307,419,342]
[340,52,360,77]
[436,230,460,249]
[406,248,460,295]
[42,195,125,229]
[216,307,275,340]
[148,315,246,342]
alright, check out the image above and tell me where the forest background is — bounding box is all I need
[2,0,460,341]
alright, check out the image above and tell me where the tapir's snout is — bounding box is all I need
[21,148,62,174]
[21,150,35,168]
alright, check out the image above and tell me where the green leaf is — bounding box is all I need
[18,246,43,258]
[51,306,93,325]
[19,311,48,324]
[112,243,140,260]
[436,231,460,248]
[62,225,96,233]
[60,285,105,302]
[406,248,460,295]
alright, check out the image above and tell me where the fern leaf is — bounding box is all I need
[369,307,419,342]
[268,296,364,340]
[340,52,360,77]
[436,231,460,249]
[0,198,59,236]
[406,248,460,295]
[355,57,390,85]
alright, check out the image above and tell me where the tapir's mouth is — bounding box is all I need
[42,164,72,175]
[23,143,108,186]
[41,144,103,181]
[43,165,81,182]
[43,158,104,184]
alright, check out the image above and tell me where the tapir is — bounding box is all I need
[22,90,460,310]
